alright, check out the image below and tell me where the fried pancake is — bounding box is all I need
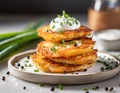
[37,25,92,42]
[32,54,95,73]
[37,38,95,58]
[47,50,97,65]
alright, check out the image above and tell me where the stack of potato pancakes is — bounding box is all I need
[32,25,97,73]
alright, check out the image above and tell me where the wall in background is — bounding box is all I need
[0,0,91,14]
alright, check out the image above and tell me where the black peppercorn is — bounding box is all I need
[23,86,26,90]
[63,71,67,74]
[6,71,10,75]
[105,87,108,91]
[51,87,55,92]
[109,87,113,91]
[17,63,20,67]
[86,90,89,93]
[74,42,78,47]
[2,76,5,81]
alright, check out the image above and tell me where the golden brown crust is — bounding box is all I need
[31,54,96,73]
[37,25,92,42]
[37,38,95,58]
[48,50,97,65]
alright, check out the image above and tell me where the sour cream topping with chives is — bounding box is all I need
[50,11,81,32]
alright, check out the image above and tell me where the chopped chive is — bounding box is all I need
[57,14,62,18]
[82,88,88,91]
[25,60,28,62]
[42,46,45,48]
[64,14,69,18]
[25,64,28,67]
[29,64,32,67]
[62,10,66,16]
[38,83,44,87]
[105,66,112,70]
[75,20,79,24]
[57,84,63,90]
[108,58,111,60]
[92,87,97,90]
[100,67,104,71]
[59,30,63,34]
[61,40,65,44]
[52,25,55,29]
[60,22,63,26]
[51,47,56,53]
[34,69,39,72]
[68,22,72,26]
[52,19,55,23]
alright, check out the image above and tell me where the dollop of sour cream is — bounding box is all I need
[50,11,81,32]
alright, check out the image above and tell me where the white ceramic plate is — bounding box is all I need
[8,50,120,84]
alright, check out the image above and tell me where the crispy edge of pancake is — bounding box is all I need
[37,25,92,42]
[45,50,97,65]
[37,38,95,58]
[31,54,96,73]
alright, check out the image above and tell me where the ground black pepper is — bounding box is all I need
[51,87,55,92]
[63,71,67,74]
[23,86,26,90]
[95,86,99,89]
[6,71,10,75]
[86,90,89,93]
[109,87,113,91]
[17,63,20,67]
[74,42,78,47]
[84,69,87,72]
[105,87,108,91]
[27,56,30,59]
[21,66,24,70]
[2,76,5,81]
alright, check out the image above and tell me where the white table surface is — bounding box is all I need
[0,14,120,93]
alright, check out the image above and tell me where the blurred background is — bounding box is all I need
[0,0,90,14]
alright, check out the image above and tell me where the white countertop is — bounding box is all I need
[0,14,120,93]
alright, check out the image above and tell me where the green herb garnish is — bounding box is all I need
[38,83,44,87]
[25,60,29,62]
[34,69,39,72]
[92,87,97,90]
[61,40,65,44]
[52,25,55,29]
[51,47,56,53]
[60,22,63,26]
[25,64,28,67]
[59,30,63,34]
[52,19,55,23]
[82,88,88,91]
[57,14,62,18]
[57,84,63,90]
[100,67,104,71]
[29,64,32,67]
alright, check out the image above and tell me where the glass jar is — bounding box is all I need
[88,0,120,31]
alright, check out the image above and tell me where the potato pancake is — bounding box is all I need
[37,25,92,42]
[32,54,95,73]
[47,50,97,65]
[37,38,95,58]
